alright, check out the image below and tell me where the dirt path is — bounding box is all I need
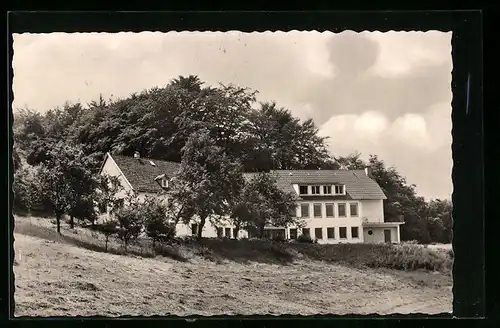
[13,233,452,317]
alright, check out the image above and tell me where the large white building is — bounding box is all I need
[98,152,404,244]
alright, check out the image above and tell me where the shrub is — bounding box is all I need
[271,234,286,243]
[361,243,452,272]
[297,234,314,243]
[114,206,143,252]
[142,197,176,248]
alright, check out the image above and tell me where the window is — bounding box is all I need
[224,228,231,238]
[311,186,320,195]
[299,185,309,195]
[289,228,298,239]
[327,227,335,239]
[233,228,238,239]
[313,203,322,218]
[351,227,359,239]
[191,224,198,235]
[315,228,323,240]
[323,185,332,194]
[301,204,310,218]
[325,203,334,218]
[161,179,168,188]
[339,227,347,239]
[335,185,344,195]
[216,227,223,238]
[338,203,347,217]
[302,228,310,237]
[368,230,373,236]
[350,203,359,217]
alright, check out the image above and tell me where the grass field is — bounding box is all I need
[13,216,453,316]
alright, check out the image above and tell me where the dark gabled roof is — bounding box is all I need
[110,154,181,193]
[107,155,386,199]
[269,170,387,200]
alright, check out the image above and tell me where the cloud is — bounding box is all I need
[12,31,452,199]
[320,105,452,199]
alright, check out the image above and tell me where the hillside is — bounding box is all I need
[13,217,452,316]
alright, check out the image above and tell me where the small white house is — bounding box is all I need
[98,152,404,243]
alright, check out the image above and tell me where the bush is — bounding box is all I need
[142,197,176,248]
[297,234,314,243]
[271,234,286,243]
[362,243,452,272]
[114,206,143,251]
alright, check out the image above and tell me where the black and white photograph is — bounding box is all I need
[11,29,454,316]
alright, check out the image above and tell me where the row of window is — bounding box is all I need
[299,185,345,195]
[291,226,359,240]
[192,224,360,240]
[300,202,358,218]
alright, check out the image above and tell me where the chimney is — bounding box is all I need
[364,165,373,178]
[134,151,140,159]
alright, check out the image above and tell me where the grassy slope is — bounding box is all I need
[13,216,452,316]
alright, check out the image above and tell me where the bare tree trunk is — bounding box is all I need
[56,212,62,234]
[70,216,75,229]
[197,216,206,239]
[105,236,109,252]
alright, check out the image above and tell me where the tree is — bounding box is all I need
[35,142,96,233]
[426,199,453,243]
[13,108,46,149]
[142,195,176,248]
[170,129,244,238]
[13,76,337,176]
[237,172,299,238]
[333,152,434,243]
[93,220,118,252]
[163,195,194,232]
[241,102,335,171]
[113,193,143,251]
[12,166,38,214]
[334,151,366,170]
[66,162,101,229]
[37,163,70,234]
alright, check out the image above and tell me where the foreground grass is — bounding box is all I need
[13,216,452,316]
[14,233,452,316]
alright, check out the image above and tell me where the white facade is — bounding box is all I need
[99,153,403,243]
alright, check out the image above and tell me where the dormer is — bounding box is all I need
[295,184,346,196]
[154,174,170,189]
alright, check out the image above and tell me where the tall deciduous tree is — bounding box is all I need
[333,152,442,243]
[236,172,299,238]
[35,142,102,233]
[242,102,336,171]
[170,129,244,238]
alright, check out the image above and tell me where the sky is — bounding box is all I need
[12,31,453,200]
